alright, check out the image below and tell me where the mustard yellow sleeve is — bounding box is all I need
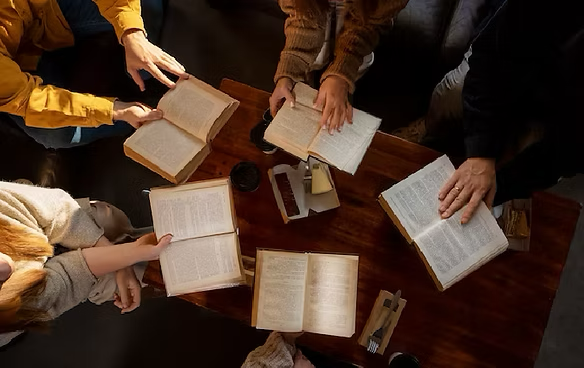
[93,0,145,42]
[0,54,115,128]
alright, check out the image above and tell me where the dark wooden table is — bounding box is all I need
[144,79,582,368]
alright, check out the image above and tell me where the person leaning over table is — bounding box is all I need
[0,181,173,347]
[437,0,584,224]
[269,0,409,134]
[0,0,189,149]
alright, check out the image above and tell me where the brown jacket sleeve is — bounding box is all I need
[322,0,409,93]
[274,0,329,84]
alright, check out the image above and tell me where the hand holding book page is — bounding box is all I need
[149,179,244,296]
[157,77,231,141]
[126,119,206,177]
[265,83,381,175]
[380,155,508,290]
[124,76,239,183]
[308,109,380,175]
[161,233,242,295]
[150,184,234,242]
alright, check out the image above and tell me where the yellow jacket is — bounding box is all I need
[0,0,145,128]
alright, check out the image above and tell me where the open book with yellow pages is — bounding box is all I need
[251,249,358,337]
[149,178,245,296]
[379,155,508,291]
[124,76,239,183]
[264,83,381,175]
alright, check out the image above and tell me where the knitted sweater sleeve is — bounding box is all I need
[31,250,98,319]
[0,182,104,249]
[274,0,328,84]
[241,332,296,368]
[322,0,409,93]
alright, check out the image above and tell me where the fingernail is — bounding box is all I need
[321,125,326,130]
[439,206,445,212]
[290,101,295,108]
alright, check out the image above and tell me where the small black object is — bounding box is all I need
[250,108,278,154]
[230,162,261,192]
[389,353,420,368]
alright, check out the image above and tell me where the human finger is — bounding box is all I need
[269,95,280,118]
[461,191,484,224]
[313,90,326,111]
[282,88,296,108]
[113,293,123,309]
[439,181,462,213]
[338,109,346,132]
[145,62,175,88]
[329,106,342,134]
[117,283,130,310]
[157,58,188,80]
[156,234,173,250]
[138,107,163,122]
[438,172,459,201]
[161,53,187,74]
[128,69,145,92]
[442,187,472,218]
[347,103,353,124]
[122,281,141,313]
[319,98,334,130]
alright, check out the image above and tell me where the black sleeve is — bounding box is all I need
[461,3,511,159]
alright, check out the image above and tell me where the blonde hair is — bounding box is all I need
[0,220,53,333]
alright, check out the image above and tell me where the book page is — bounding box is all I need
[303,254,359,337]
[125,119,205,177]
[414,204,508,289]
[264,104,321,161]
[158,77,229,141]
[292,82,319,110]
[150,182,234,242]
[159,233,243,296]
[255,250,308,332]
[308,109,381,174]
[381,155,454,239]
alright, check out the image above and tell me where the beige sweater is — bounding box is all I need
[275,0,409,93]
[242,332,297,368]
[0,182,105,346]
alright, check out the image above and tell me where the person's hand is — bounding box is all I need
[112,100,163,129]
[133,233,173,262]
[121,29,188,91]
[0,252,14,282]
[114,267,141,314]
[438,158,497,224]
[314,76,353,134]
[269,77,295,118]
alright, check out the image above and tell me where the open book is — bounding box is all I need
[149,178,245,296]
[124,76,239,183]
[379,155,508,291]
[252,249,358,337]
[264,83,381,175]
